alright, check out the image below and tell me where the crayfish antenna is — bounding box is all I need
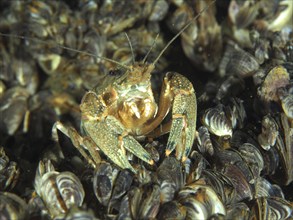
[0,32,131,70]
[152,0,217,66]
[142,33,160,64]
[124,32,135,65]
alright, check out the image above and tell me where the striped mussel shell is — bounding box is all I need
[34,160,85,218]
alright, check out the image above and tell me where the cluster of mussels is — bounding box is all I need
[0,0,292,219]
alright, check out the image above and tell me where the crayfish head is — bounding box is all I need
[127,62,155,83]
[113,62,155,101]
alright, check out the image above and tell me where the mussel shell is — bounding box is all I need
[237,143,264,178]
[0,147,9,171]
[250,197,293,220]
[167,3,192,33]
[56,172,85,207]
[118,194,131,220]
[0,86,29,135]
[221,163,253,202]
[0,192,27,220]
[254,177,284,199]
[157,201,186,219]
[144,141,160,163]
[93,162,117,206]
[258,114,279,150]
[27,195,49,220]
[265,197,293,219]
[0,80,6,98]
[280,94,293,119]
[127,187,141,219]
[156,157,184,203]
[260,146,280,177]
[96,0,144,36]
[229,98,247,129]
[137,184,160,219]
[148,0,169,22]
[63,206,97,220]
[134,164,153,186]
[0,147,20,191]
[178,183,226,218]
[34,160,85,218]
[186,151,207,184]
[159,180,177,203]
[228,0,259,29]
[120,184,160,219]
[108,169,133,212]
[226,202,250,220]
[219,42,259,78]
[181,196,209,219]
[197,126,214,156]
[0,161,19,191]
[12,59,39,95]
[254,37,270,64]
[284,40,293,62]
[201,104,233,138]
[259,65,290,102]
[157,157,184,191]
[201,169,236,205]
[38,171,85,217]
[270,113,293,185]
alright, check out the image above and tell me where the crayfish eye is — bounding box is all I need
[108,69,123,76]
